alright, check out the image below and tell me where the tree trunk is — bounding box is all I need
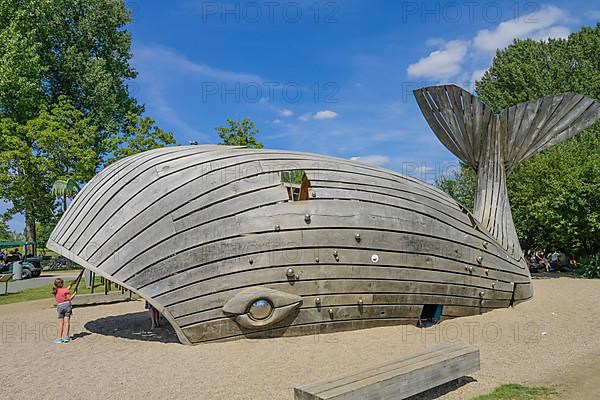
[24,208,36,245]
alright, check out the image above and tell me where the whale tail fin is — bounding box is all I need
[414,85,600,257]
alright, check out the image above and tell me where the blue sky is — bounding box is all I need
[3,0,599,232]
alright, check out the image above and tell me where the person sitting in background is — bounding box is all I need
[528,253,540,272]
[536,252,550,272]
[550,250,560,272]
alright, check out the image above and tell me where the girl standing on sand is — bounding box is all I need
[52,278,77,343]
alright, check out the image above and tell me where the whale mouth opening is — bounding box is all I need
[281,170,311,201]
[418,304,443,327]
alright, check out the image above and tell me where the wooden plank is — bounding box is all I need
[61,147,205,250]
[79,153,450,267]
[164,279,511,326]
[294,345,480,400]
[157,262,512,310]
[72,292,139,306]
[51,147,183,242]
[151,253,516,307]
[114,200,525,287]
[174,292,502,328]
[183,317,419,344]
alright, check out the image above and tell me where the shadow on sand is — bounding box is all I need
[85,311,180,343]
[530,271,581,280]
[406,376,477,400]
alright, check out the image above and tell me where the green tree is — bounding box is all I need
[0,0,174,243]
[0,216,11,241]
[435,164,477,212]
[0,98,96,241]
[52,178,81,213]
[216,118,264,148]
[437,24,600,256]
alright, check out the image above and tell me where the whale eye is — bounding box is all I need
[249,299,273,320]
[223,286,302,330]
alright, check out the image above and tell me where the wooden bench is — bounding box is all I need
[294,345,479,400]
[0,273,13,295]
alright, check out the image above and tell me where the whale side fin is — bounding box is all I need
[414,85,600,258]
[501,92,600,172]
[413,84,493,170]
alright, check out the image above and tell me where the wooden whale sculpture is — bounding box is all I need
[47,85,600,344]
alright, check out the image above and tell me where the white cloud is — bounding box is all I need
[298,113,311,122]
[279,109,294,117]
[529,26,571,42]
[406,40,469,80]
[350,155,390,167]
[135,45,263,83]
[407,6,573,83]
[272,119,282,124]
[473,6,570,53]
[470,68,487,83]
[313,110,339,120]
[144,83,208,141]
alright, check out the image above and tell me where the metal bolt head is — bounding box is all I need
[491,282,496,288]
[249,258,253,265]
[311,191,317,198]
[483,241,489,247]
[315,256,320,263]
[485,269,489,275]
[479,291,485,297]
[333,250,338,257]
[477,256,484,264]
[469,266,474,272]
[295,274,300,280]
[274,224,280,231]
[315,297,321,305]
[355,233,361,242]
[328,308,334,316]
[304,213,311,223]
[358,299,363,306]
[286,268,295,278]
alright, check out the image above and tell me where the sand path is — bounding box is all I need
[1,277,598,399]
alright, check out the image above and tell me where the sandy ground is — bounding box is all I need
[0,277,598,400]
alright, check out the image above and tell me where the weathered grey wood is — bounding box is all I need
[294,345,480,400]
[55,146,204,244]
[114,200,526,286]
[414,85,600,260]
[72,291,139,306]
[51,147,167,240]
[46,86,599,344]
[173,292,504,328]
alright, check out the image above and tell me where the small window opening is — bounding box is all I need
[281,170,311,201]
[418,304,443,327]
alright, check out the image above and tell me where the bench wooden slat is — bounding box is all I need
[294,345,479,400]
